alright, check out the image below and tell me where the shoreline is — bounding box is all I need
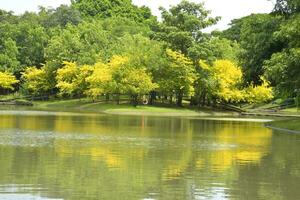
[265,125,300,134]
[0,99,299,133]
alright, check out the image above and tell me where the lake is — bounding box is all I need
[0,110,299,200]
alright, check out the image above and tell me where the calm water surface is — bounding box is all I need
[0,110,299,200]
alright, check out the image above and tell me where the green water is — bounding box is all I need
[0,110,299,200]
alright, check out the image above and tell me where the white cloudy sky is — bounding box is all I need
[0,0,275,30]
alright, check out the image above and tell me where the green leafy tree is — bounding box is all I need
[236,14,282,84]
[153,0,220,55]
[0,38,20,73]
[45,21,109,68]
[157,49,196,106]
[71,0,155,23]
[188,37,240,64]
[41,5,82,28]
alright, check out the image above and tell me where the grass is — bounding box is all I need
[282,107,300,113]
[31,98,234,117]
[268,119,300,132]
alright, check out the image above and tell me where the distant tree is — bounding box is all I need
[71,0,155,23]
[273,0,300,14]
[153,0,220,55]
[39,5,82,28]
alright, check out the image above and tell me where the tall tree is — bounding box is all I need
[225,14,283,84]
[152,0,220,55]
[71,0,155,23]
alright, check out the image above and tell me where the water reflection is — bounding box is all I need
[0,111,299,199]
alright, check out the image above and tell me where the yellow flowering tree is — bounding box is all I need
[85,56,129,100]
[211,60,244,103]
[244,78,274,103]
[21,67,51,95]
[56,62,93,97]
[0,71,19,91]
[85,62,113,99]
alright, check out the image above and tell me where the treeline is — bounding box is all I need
[0,0,298,106]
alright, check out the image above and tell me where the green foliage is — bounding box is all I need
[71,0,155,23]
[188,37,240,63]
[45,21,109,68]
[153,0,220,55]
[264,48,300,96]
[112,61,157,97]
[39,5,82,28]
[237,14,283,84]
[0,38,20,73]
[157,49,196,106]
[274,0,300,14]
[15,22,48,68]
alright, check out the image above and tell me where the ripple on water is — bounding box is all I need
[0,129,237,151]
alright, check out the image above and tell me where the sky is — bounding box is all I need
[0,0,275,31]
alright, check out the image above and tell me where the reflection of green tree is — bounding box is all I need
[2,113,297,200]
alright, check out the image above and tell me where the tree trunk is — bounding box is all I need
[169,95,173,104]
[116,94,120,105]
[149,91,156,105]
[131,94,138,107]
[177,91,183,107]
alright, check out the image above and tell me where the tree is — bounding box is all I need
[112,63,157,106]
[273,0,300,14]
[56,62,93,97]
[15,22,48,68]
[244,78,274,103]
[197,60,273,104]
[85,62,113,99]
[71,0,155,23]
[263,13,300,97]
[45,21,109,68]
[210,60,244,103]
[153,0,220,55]
[235,14,283,84]
[40,5,82,28]
[264,48,300,96]
[0,71,18,91]
[157,49,196,106]
[21,66,52,96]
[188,37,240,64]
[0,38,20,73]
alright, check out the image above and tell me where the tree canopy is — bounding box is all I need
[0,0,298,106]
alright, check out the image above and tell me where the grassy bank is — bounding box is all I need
[32,99,235,117]
[267,119,300,133]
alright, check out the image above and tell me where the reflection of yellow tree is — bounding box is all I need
[161,126,193,180]
[204,122,272,172]
[0,115,14,128]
